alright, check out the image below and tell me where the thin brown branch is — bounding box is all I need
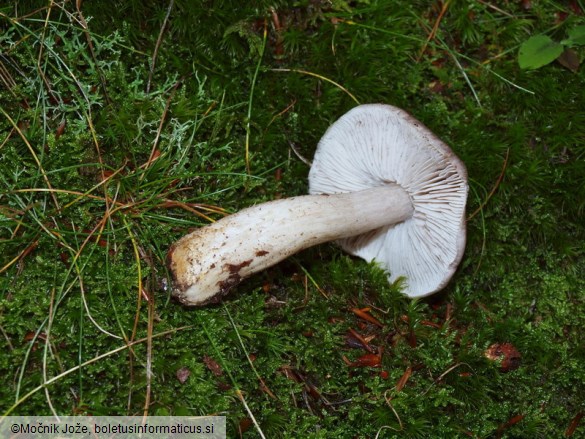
[5,5,50,21]
[143,286,154,417]
[74,0,112,105]
[418,0,451,61]
[0,59,18,97]
[156,200,228,222]
[476,0,514,18]
[0,108,60,211]
[382,389,404,431]
[142,77,183,175]
[267,99,296,128]
[36,1,60,106]
[5,325,195,416]
[146,0,174,94]
[468,147,510,221]
[0,323,14,351]
[348,328,374,353]
[419,362,473,397]
[287,140,312,167]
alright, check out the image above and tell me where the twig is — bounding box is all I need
[382,389,404,430]
[272,68,360,104]
[297,263,328,298]
[77,270,122,340]
[0,323,14,351]
[147,0,174,94]
[4,326,194,416]
[0,58,18,97]
[224,305,277,400]
[155,200,225,223]
[237,390,267,439]
[468,147,510,220]
[43,287,59,420]
[417,17,482,107]
[288,140,312,167]
[267,99,296,128]
[36,1,60,106]
[0,239,38,275]
[476,0,514,18]
[121,215,144,411]
[0,108,60,212]
[245,18,268,173]
[143,284,154,417]
[74,0,112,105]
[419,362,473,397]
[418,0,452,61]
[375,425,402,438]
[142,78,183,176]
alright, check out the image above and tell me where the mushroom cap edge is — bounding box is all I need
[308,103,468,298]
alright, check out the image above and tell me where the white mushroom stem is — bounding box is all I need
[168,184,414,306]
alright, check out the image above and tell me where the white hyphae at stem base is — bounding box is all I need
[168,104,468,306]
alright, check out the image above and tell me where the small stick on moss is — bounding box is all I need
[146,0,174,94]
[142,78,183,176]
[143,285,155,417]
[381,388,404,432]
[4,326,194,416]
[1,108,60,211]
[287,140,312,167]
[272,68,360,104]
[245,18,268,174]
[267,99,296,128]
[468,147,510,220]
[348,328,374,353]
[419,362,473,397]
[417,0,451,61]
[74,1,112,105]
[237,390,267,439]
[351,308,384,328]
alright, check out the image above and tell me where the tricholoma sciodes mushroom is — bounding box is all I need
[168,104,468,306]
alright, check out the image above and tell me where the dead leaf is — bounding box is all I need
[343,348,384,368]
[351,307,384,328]
[203,355,223,376]
[485,342,521,372]
[345,328,375,352]
[557,48,580,72]
[569,0,583,15]
[496,414,524,438]
[55,119,66,139]
[175,366,191,384]
[395,366,412,392]
[565,412,584,437]
[238,418,252,437]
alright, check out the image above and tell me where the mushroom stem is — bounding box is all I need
[168,183,413,306]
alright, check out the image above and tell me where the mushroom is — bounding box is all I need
[168,104,468,306]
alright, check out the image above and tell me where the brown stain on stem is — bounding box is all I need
[217,259,254,297]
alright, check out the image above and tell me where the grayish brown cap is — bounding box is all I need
[308,104,468,298]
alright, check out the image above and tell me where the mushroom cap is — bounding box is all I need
[308,104,468,298]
